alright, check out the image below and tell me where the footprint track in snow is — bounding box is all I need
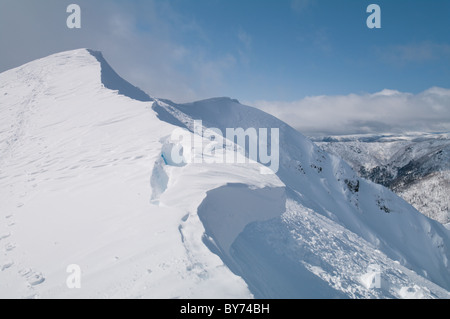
[19,268,46,286]
[5,214,16,227]
[5,242,16,252]
[27,273,45,286]
[0,232,11,241]
[1,260,14,271]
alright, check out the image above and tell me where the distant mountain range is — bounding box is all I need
[315,132,450,225]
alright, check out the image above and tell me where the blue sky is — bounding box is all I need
[167,0,450,100]
[134,0,450,101]
[1,0,449,134]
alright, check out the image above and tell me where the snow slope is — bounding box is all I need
[0,49,449,299]
[155,98,450,297]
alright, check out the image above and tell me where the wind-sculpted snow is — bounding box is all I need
[0,49,449,298]
[154,96,450,293]
[198,184,286,257]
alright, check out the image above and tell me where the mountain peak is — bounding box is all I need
[86,49,152,102]
[2,48,152,102]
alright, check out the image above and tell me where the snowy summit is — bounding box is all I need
[0,49,449,299]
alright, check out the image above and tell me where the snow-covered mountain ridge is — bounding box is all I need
[0,49,449,299]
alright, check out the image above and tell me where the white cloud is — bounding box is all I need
[378,42,450,65]
[250,88,450,136]
[237,28,252,65]
[291,0,314,14]
[238,29,252,51]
